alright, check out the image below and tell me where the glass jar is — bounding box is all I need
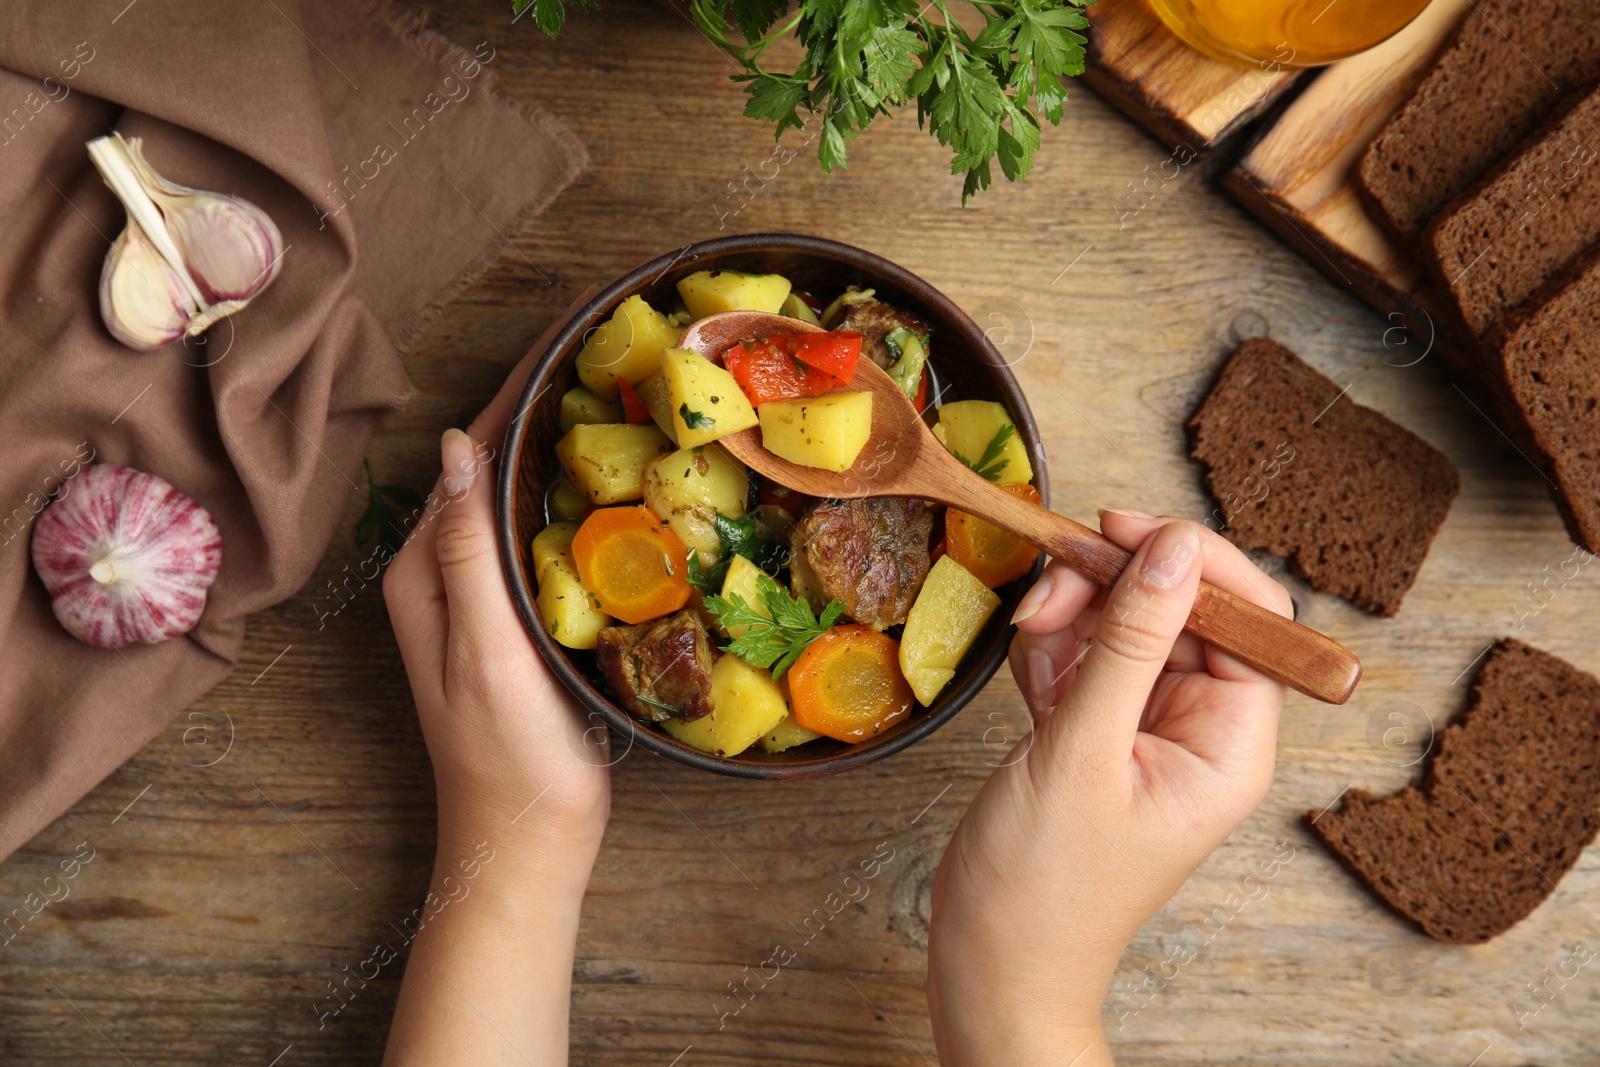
[1146,0,1436,68]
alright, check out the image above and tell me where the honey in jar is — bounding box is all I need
[1146,0,1435,67]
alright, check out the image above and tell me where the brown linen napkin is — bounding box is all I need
[0,0,585,862]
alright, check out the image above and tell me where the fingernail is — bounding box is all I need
[1026,647,1057,716]
[1010,573,1052,625]
[1099,507,1155,520]
[1139,521,1200,590]
[441,428,477,495]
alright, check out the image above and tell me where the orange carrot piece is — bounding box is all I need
[788,625,914,742]
[945,484,1042,588]
[571,505,691,624]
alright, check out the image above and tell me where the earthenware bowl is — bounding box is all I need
[498,233,1048,779]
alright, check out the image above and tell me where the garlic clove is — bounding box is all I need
[119,136,283,305]
[31,463,223,648]
[98,221,199,350]
[87,133,284,350]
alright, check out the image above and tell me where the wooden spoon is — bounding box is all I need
[680,311,1362,706]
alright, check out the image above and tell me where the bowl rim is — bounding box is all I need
[496,231,1049,780]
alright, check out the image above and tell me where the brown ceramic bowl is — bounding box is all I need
[497,233,1048,779]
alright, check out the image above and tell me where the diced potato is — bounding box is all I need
[758,391,873,472]
[555,423,673,505]
[536,558,611,650]
[641,443,748,562]
[575,295,679,399]
[676,270,792,320]
[531,520,580,585]
[899,556,1001,705]
[547,477,590,521]
[635,374,678,444]
[779,293,821,325]
[559,386,619,432]
[662,655,789,757]
[937,400,1033,486]
[751,503,796,545]
[660,347,759,449]
[717,554,771,638]
[759,713,823,753]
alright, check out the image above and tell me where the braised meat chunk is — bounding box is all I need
[827,291,932,369]
[595,609,716,722]
[791,498,933,630]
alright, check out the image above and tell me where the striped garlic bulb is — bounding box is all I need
[31,464,222,648]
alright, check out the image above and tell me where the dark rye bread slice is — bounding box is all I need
[1307,639,1600,944]
[1187,338,1459,617]
[1357,0,1600,243]
[1423,82,1600,337]
[1486,246,1600,552]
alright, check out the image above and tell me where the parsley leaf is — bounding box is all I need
[680,404,716,430]
[685,512,787,595]
[522,0,1091,202]
[705,573,844,679]
[955,423,1015,482]
[356,457,424,558]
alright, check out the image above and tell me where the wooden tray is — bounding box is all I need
[1217,0,1473,345]
[1082,0,1305,153]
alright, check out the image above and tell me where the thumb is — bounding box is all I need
[432,428,519,667]
[1043,519,1204,768]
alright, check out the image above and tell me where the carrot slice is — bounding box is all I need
[945,484,1043,588]
[788,625,914,742]
[571,505,691,624]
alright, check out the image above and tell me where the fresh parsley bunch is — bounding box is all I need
[516,0,1093,201]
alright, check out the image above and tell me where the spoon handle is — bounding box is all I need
[941,474,1362,705]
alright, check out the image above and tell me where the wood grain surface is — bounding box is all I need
[4,1,1600,1064]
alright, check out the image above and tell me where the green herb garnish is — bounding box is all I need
[633,692,681,716]
[705,573,844,679]
[517,0,1092,202]
[686,513,787,595]
[680,404,716,430]
[955,423,1015,482]
[356,457,424,557]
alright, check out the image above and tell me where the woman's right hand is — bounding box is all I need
[926,512,1292,1065]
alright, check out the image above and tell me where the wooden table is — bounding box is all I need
[5,2,1599,1063]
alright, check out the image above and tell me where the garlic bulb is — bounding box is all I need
[88,133,284,350]
[31,464,223,648]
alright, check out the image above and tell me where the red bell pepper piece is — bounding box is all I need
[616,377,650,424]
[724,332,864,406]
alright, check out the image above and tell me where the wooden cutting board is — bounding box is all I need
[1082,0,1305,153]
[1218,0,1474,341]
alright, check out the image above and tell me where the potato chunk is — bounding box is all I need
[716,554,772,638]
[758,713,823,753]
[663,655,789,757]
[660,347,759,449]
[641,443,748,562]
[635,374,678,444]
[898,555,1001,705]
[558,387,619,432]
[758,391,872,472]
[547,477,590,521]
[576,295,680,399]
[555,423,673,504]
[531,520,580,585]
[676,270,792,320]
[536,557,612,650]
[936,400,1033,486]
